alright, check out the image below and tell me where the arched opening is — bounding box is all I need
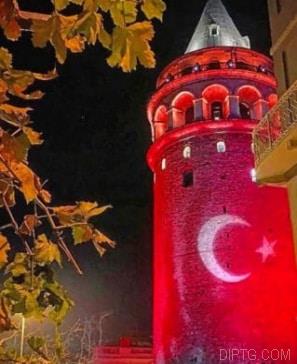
[239,102,251,119]
[212,102,223,120]
[154,105,168,139]
[171,92,195,127]
[202,84,229,120]
[236,85,262,120]
[217,141,226,153]
[183,145,191,159]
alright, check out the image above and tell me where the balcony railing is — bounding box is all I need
[253,80,297,167]
[157,60,273,90]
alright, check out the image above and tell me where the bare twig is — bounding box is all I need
[2,195,32,255]
[35,198,83,275]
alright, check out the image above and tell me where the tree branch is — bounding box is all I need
[35,198,83,275]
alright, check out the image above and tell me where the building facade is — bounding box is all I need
[253,2,297,257]
[267,0,297,94]
[147,0,297,362]
[93,338,153,363]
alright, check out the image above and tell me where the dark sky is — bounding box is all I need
[1,0,271,343]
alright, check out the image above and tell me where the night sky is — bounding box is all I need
[1,0,271,343]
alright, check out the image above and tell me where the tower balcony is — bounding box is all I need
[253,80,297,184]
[156,47,274,89]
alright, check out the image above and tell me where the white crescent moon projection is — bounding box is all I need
[197,214,251,283]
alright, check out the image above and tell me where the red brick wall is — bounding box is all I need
[152,130,297,363]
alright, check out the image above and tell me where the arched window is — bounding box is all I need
[171,92,195,127]
[236,86,262,120]
[240,103,251,119]
[250,168,256,182]
[183,145,191,159]
[216,141,226,153]
[209,24,220,37]
[212,102,223,120]
[202,84,229,120]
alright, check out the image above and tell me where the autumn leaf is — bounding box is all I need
[11,162,38,203]
[52,205,80,225]
[5,252,27,277]
[0,180,15,207]
[0,297,13,332]
[65,35,86,52]
[92,228,115,256]
[0,48,12,69]
[19,215,40,236]
[141,0,166,21]
[0,0,21,41]
[0,233,10,268]
[108,21,155,72]
[72,224,93,244]
[98,23,111,49]
[39,188,52,204]
[34,234,61,266]
[45,281,73,324]
[53,0,70,11]
[31,17,54,49]
[0,131,30,163]
[76,201,112,218]
[4,70,45,100]
[98,0,137,27]
[23,127,43,145]
[93,228,115,247]
[72,11,102,45]
[53,201,112,225]
[32,15,68,64]
[0,104,32,128]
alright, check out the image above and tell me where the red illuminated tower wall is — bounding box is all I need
[147,47,297,363]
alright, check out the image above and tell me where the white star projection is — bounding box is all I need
[256,238,277,263]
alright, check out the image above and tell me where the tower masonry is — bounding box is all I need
[146,0,297,363]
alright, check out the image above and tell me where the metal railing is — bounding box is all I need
[253,80,297,167]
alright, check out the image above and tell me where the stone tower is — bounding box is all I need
[146,0,297,362]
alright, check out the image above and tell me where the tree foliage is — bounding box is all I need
[0,0,166,361]
[1,0,166,72]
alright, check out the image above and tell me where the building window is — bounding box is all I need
[161,158,166,170]
[250,168,256,182]
[209,24,220,36]
[207,61,221,70]
[212,102,223,120]
[216,141,226,153]
[282,51,290,89]
[276,0,282,13]
[182,170,193,187]
[183,145,191,159]
[240,103,251,119]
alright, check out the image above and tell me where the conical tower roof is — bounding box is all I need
[186,0,250,53]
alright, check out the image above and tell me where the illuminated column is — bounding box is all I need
[228,95,240,118]
[253,99,269,120]
[194,98,208,120]
[168,107,185,129]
